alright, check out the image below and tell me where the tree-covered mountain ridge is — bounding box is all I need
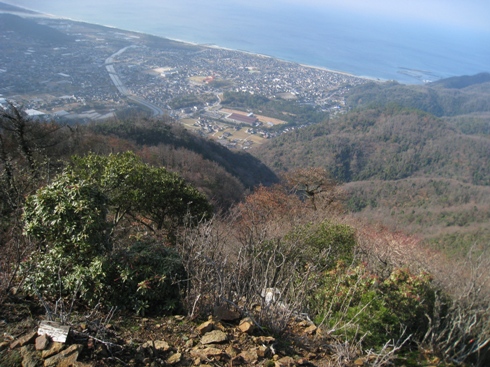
[253,106,490,185]
[251,80,490,254]
[346,72,490,117]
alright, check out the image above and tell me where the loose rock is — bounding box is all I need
[35,334,51,351]
[43,344,83,367]
[10,331,37,349]
[191,347,223,358]
[142,339,171,352]
[225,345,240,357]
[20,345,41,367]
[153,340,171,352]
[166,352,182,365]
[238,348,259,364]
[238,317,255,334]
[196,320,214,335]
[201,330,228,344]
[304,325,317,335]
[277,356,296,366]
[41,342,64,359]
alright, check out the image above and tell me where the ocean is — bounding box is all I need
[4,0,489,84]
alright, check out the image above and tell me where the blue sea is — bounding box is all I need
[4,0,490,84]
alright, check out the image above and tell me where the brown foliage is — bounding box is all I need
[352,220,490,365]
[281,167,345,212]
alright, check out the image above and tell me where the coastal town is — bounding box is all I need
[0,7,368,149]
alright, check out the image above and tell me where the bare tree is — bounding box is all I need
[282,167,345,212]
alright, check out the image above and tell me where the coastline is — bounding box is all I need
[3,1,489,85]
[0,1,376,83]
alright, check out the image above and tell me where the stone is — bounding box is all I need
[277,356,295,367]
[253,336,275,344]
[166,352,182,365]
[213,305,240,321]
[196,320,214,335]
[202,347,224,357]
[225,345,240,357]
[201,330,228,345]
[304,324,317,335]
[153,340,171,352]
[41,342,64,359]
[257,345,271,358]
[238,317,254,334]
[43,344,83,367]
[35,334,51,351]
[10,331,37,349]
[142,339,171,353]
[213,322,226,331]
[20,345,41,367]
[238,349,258,364]
[190,347,223,358]
[354,358,365,366]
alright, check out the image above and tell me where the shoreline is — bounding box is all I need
[1,1,379,83]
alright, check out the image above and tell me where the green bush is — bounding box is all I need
[311,263,435,349]
[104,240,186,315]
[22,174,110,304]
[21,152,210,308]
[285,221,356,268]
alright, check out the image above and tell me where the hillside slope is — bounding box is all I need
[251,107,490,253]
[345,73,490,117]
[253,107,489,184]
[89,117,278,190]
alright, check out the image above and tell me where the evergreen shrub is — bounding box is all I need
[104,240,186,315]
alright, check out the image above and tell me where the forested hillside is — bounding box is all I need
[251,104,490,254]
[254,107,489,184]
[88,116,278,192]
[346,73,490,117]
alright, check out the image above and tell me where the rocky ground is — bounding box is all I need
[0,296,432,367]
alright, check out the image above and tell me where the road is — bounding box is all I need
[105,46,165,117]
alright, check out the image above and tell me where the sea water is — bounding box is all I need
[4,0,489,84]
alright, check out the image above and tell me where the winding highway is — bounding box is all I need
[105,46,165,116]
